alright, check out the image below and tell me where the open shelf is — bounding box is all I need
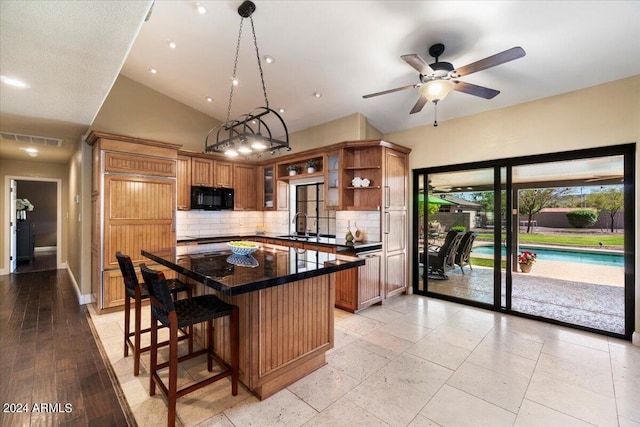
[345,186,382,190]
[345,166,381,170]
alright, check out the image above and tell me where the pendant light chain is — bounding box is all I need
[226,18,245,123]
[250,16,269,109]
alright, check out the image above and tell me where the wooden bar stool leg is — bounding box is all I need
[230,307,239,396]
[133,294,143,376]
[167,313,179,427]
[124,294,131,357]
[207,319,213,372]
[150,310,158,397]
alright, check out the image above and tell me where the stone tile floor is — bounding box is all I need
[89,295,640,427]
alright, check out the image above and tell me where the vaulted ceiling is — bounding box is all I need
[1,1,639,163]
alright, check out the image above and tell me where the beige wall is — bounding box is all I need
[384,75,640,340]
[91,75,221,151]
[288,113,382,152]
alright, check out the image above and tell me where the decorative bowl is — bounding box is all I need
[227,254,259,267]
[227,241,259,256]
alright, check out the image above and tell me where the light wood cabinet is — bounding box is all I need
[87,131,179,313]
[214,160,234,188]
[233,164,257,210]
[382,148,409,298]
[176,155,191,210]
[335,250,382,312]
[192,157,214,186]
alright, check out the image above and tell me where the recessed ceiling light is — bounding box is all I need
[206,96,213,102]
[264,55,274,64]
[232,77,239,86]
[0,75,31,89]
[149,67,158,74]
[312,91,322,98]
[196,3,206,14]
[21,147,38,157]
[168,41,177,49]
[279,108,285,113]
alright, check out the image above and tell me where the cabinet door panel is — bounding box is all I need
[177,155,191,210]
[359,253,381,305]
[234,164,257,210]
[192,158,214,186]
[215,161,234,188]
[385,252,406,298]
[103,175,175,269]
[384,149,407,209]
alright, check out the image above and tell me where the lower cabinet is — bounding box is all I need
[101,264,178,310]
[335,251,382,312]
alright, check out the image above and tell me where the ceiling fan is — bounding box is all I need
[363,43,526,126]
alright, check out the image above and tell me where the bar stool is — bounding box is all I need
[140,264,239,427]
[116,252,193,376]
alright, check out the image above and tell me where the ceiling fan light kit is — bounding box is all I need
[205,0,290,158]
[363,43,526,126]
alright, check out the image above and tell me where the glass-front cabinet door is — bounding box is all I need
[261,165,275,210]
[325,150,341,210]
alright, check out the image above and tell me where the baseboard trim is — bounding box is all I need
[633,332,640,346]
[66,265,92,305]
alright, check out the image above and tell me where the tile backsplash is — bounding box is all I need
[336,210,381,241]
[176,210,288,238]
[177,209,381,241]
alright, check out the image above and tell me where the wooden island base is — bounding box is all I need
[193,274,335,400]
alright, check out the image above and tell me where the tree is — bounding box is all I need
[518,188,566,233]
[586,188,624,232]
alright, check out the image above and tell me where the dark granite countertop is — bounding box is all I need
[142,242,364,296]
[177,233,382,253]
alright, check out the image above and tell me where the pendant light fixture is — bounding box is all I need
[205,0,289,157]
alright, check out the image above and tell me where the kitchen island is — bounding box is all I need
[142,242,364,399]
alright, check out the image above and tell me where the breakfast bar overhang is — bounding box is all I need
[142,242,364,400]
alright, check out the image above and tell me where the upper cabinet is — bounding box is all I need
[233,164,257,210]
[214,160,233,188]
[324,150,342,210]
[191,157,214,187]
[176,155,191,210]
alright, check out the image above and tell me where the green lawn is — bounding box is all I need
[475,233,623,248]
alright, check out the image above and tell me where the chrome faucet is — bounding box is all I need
[292,212,309,237]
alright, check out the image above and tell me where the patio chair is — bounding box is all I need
[427,230,464,279]
[455,231,477,274]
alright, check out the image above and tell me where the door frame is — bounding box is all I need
[412,143,635,340]
[3,176,62,274]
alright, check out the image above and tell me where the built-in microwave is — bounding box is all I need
[190,186,234,210]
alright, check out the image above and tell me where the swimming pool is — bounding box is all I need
[472,245,624,267]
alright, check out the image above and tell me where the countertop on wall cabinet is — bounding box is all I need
[176,233,382,253]
[142,242,364,296]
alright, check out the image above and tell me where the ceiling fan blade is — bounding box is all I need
[453,81,500,99]
[410,96,428,114]
[362,84,417,99]
[401,54,433,75]
[454,46,526,77]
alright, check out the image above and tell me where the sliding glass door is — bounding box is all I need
[412,144,634,339]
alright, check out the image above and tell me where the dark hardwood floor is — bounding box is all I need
[0,269,132,426]
[15,251,57,274]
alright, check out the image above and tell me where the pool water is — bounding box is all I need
[472,245,624,267]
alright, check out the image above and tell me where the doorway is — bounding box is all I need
[412,144,635,340]
[4,176,61,274]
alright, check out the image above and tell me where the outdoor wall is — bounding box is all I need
[384,75,640,343]
[527,210,624,230]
